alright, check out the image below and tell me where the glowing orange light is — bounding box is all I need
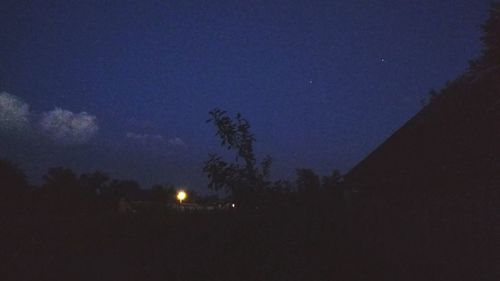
[177,190,187,203]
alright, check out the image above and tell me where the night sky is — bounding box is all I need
[0,0,491,191]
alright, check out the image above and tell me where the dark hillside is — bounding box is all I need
[346,3,500,194]
[346,65,500,195]
[344,4,500,280]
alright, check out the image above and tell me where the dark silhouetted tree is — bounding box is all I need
[105,179,141,201]
[203,108,271,209]
[322,169,343,191]
[0,159,28,190]
[79,170,109,195]
[197,193,220,204]
[152,184,177,205]
[428,89,439,103]
[262,179,295,210]
[296,168,320,193]
[0,159,29,210]
[151,185,166,204]
[296,168,321,211]
[321,169,345,205]
[185,188,200,203]
[43,167,78,190]
[480,2,500,66]
[41,167,86,213]
[271,179,293,193]
[164,185,177,203]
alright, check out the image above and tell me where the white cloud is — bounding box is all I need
[126,132,164,143]
[40,108,98,144]
[126,133,186,148]
[168,137,186,147]
[125,132,143,140]
[0,92,30,132]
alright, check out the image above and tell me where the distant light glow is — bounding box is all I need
[231,203,236,208]
[177,190,187,203]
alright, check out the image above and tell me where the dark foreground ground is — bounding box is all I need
[2,208,347,281]
[1,200,498,281]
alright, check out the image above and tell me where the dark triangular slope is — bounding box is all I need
[340,7,500,280]
[343,65,500,280]
[345,4,500,199]
[345,65,500,197]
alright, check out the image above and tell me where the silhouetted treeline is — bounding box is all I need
[0,160,210,215]
[203,108,349,215]
[0,156,349,217]
[1,157,353,281]
[0,159,31,212]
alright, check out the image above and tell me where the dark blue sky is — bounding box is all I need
[0,0,491,190]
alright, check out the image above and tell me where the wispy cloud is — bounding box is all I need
[168,137,186,147]
[0,92,30,132]
[126,132,164,143]
[126,132,186,148]
[40,108,98,144]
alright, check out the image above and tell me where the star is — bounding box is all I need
[309,80,313,84]
[380,58,385,62]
